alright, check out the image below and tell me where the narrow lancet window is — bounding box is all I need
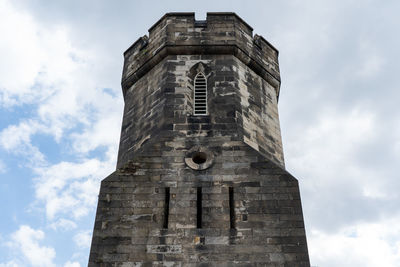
[229,187,235,229]
[197,187,202,228]
[163,187,170,229]
[194,73,207,115]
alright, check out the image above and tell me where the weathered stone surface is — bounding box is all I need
[89,12,310,267]
[118,54,284,169]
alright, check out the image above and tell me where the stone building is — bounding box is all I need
[89,12,310,266]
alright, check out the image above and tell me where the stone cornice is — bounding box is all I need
[122,13,281,100]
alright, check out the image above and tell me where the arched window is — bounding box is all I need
[194,73,207,115]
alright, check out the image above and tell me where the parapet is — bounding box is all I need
[121,12,281,99]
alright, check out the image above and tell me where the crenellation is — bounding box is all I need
[89,12,309,267]
[122,13,280,99]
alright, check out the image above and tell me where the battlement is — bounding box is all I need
[122,12,281,98]
[90,14,310,266]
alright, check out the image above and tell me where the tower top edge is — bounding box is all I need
[124,12,278,56]
[148,12,196,33]
[122,12,281,98]
[148,12,254,35]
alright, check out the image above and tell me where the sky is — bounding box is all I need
[0,0,399,266]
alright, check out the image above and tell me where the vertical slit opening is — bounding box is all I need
[163,187,170,229]
[197,187,202,229]
[229,187,235,229]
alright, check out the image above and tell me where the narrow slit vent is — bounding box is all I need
[197,187,202,228]
[163,187,170,229]
[229,187,235,229]
[194,73,207,115]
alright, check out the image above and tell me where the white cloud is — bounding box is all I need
[0,0,121,225]
[0,261,19,267]
[70,103,122,156]
[392,119,400,159]
[73,230,92,249]
[64,261,80,267]
[49,218,77,231]
[0,0,122,144]
[7,225,56,267]
[309,218,400,267]
[0,0,43,105]
[356,53,384,78]
[0,120,46,165]
[33,158,113,220]
[1,1,398,267]
[284,104,400,264]
[0,1,121,264]
[353,38,385,78]
[284,106,399,230]
[0,0,87,109]
[286,106,376,183]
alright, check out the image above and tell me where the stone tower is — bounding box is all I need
[89,12,310,266]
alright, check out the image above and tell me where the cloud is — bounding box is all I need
[49,219,77,231]
[0,120,46,165]
[309,217,400,267]
[0,0,43,106]
[0,0,88,109]
[70,101,122,157]
[0,1,120,264]
[33,158,113,220]
[0,0,121,225]
[0,261,19,267]
[1,225,82,267]
[63,262,80,267]
[0,0,122,144]
[286,105,376,180]
[7,225,56,267]
[73,230,92,249]
[284,105,400,231]
[1,0,399,266]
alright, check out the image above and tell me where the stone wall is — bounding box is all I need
[121,13,280,99]
[118,54,284,169]
[91,12,310,267]
[233,57,284,166]
[91,136,309,266]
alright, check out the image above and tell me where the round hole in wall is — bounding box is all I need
[185,146,214,170]
[192,152,207,164]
